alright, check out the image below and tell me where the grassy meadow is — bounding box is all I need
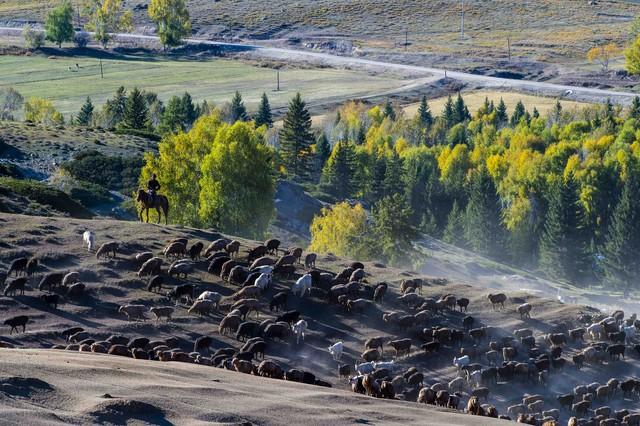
[0,54,409,116]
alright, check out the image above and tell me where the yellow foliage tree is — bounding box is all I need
[587,43,621,71]
[83,0,133,47]
[309,202,368,257]
[625,36,640,75]
[24,98,64,125]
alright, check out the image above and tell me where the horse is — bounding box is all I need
[136,190,169,225]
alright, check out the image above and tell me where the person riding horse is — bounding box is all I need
[147,173,161,204]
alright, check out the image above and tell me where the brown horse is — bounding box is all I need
[136,190,169,225]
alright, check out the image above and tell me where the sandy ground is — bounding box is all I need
[0,348,505,426]
[1,212,640,424]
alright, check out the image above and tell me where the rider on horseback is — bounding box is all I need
[147,173,161,204]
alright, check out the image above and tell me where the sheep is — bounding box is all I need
[362,348,381,362]
[167,284,194,304]
[453,355,470,369]
[168,261,194,278]
[128,337,150,350]
[457,297,470,312]
[304,253,317,268]
[188,242,204,260]
[290,274,311,298]
[4,315,28,334]
[3,277,27,296]
[225,240,241,257]
[135,252,154,265]
[236,321,261,342]
[288,247,303,264]
[146,275,164,293]
[219,315,242,336]
[231,285,261,301]
[398,292,423,308]
[254,273,272,292]
[164,242,186,259]
[26,258,37,276]
[205,239,230,257]
[264,323,291,342]
[373,282,388,303]
[518,303,532,319]
[507,404,526,416]
[196,291,222,308]
[365,336,384,354]
[355,361,375,375]
[118,304,146,321]
[527,399,543,413]
[292,319,308,345]
[587,323,603,340]
[0,270,6,288]
[257,360,283,379]
[328,341,343,361]
[149,306,174,322]
[66,282,85,298]
[388,338,411,357]
[38,272,64,291]
[108,345,130,357]
[264,238,280,255]
[250,263,274,275]
[138,257,163,277]
[96,241,118,259]
[269,291,288,312]
[188,299,215,316]
[487,293,507,309]
[40,293,59,309]
[82,231,94,252]
[8,257,28,276]
[347,298,371,314]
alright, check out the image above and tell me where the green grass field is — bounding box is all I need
[0,54,408,116]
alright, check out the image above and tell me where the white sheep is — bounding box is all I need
[188,299,215,316]
[252,265,274,275]
[373,360,395,371]
[453,355,470,369]
[623,325,636,344]
[292,273,312,298]
[449,377,465,392]
[328,341,343,361]
[82,231,94,252]
[468,370,481,388]
[587,323,602,340]
[292,319,308,344]
[196,291,222,308]
[255,273,272,291]
[62,271,80,287]
[118,304,146,321]
[355,361,375,375]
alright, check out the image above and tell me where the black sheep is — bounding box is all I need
[276,310,300,325]
[147,275,164,293]
[4,315,29,334]
[40,293,59,309]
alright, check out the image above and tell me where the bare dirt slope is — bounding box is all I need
[1,212,640,424]
[0,348,502,426]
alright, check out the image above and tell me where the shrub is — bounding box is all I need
[61,150,144,194]
[23,25,45,50]
[74,31,90,48]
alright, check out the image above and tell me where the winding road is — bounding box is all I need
[1,26,638,104]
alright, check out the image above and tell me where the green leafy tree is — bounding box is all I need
[254,92,273,127]
[148,0,191,49]
[321,141,357,199]
[443,200,466,247]
[626,35,640,75]
[77,97,94,126]
[464,168,507,260]
[0,88,24,120]
[158,92,196,133]
[45,1,75,48]
[122,87,149,129]
[23,25,44,50]
[199,121,275,238]
[83,0,133,48]
[280,93,313,179]
[229,91,248,122]
[602,170,640,292]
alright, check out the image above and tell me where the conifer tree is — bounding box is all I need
[630,96,640,120]
[442,95,455,129]
[229,91,248,122]
[321,141,357,199]
[443,200,466,247]
[453,93,470,124]
[464,169,506,260]
[76,96,94,126]
[180,92,197,128]
[356,125,366,145]
[254,92,273,128]
[383,100,396,121]
[510,100,526,126]
[603,170,640,292]
[416,95,433,129]
[552,100,563,124]
[315,133,331,170]
[383,152,404,197]
[280,93,314,180]
[495,98,508,127]
[532,107,540,119]
[369,155,387,203]
[122,87,149,129]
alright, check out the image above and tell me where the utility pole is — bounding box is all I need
[405,29,408,50]
[100,59,104,79]
[276,70,280,91]
[460,0,465,40]
[507,37,511,62]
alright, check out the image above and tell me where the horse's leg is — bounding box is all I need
[164,204,168,225]
[146,207,149,223]
[156,207,161,224]
[139,207,143,222]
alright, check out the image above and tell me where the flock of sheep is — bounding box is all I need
[2,228,640,426]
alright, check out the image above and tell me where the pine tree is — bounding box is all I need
[464,169,507,260]
[453,93,470,124]
[552,100,563,124]
[280,93,314,180]
[122,87,149,129]
[370,194,416,266]
[416,95,433,129]
[630,96,640,120]
[369,155,387,203]
[603,171,640,292]
[356,126,366,145]
[532,107,540,119]
[510,100,526,126]
[538,177,589,282]
[383,152,404,197]
[315,133,331,170]
[383,100,396,121]
[321,141,357,199]
[180,92,197,128]
[254,93,273,128]
[229,91,248,122]
[105,86,127,127]
[495,98,508,127]
[442,95,455,129]
[604,98,616,129]
[76,97,94,126]
[443,200,466,247]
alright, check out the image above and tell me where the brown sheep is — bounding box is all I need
[138,257,162,277]
[225,240,241,258]
[304,253,317,268]
[417,387,436,404]
[164,242,186,259]
[232,358,254,374]
[361,348,381,362]
[288,247,303,264]
[257,360,284,379]
[250,257,274,270]
[518,303,532,319]
[107,344,130,357]
[219,315,242,335]
[96,241,118,259]
[264,238,280,255]
[388,338,411,357]
[204,239,230,256]
[487,293,507,309]
[365,336,384,354]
